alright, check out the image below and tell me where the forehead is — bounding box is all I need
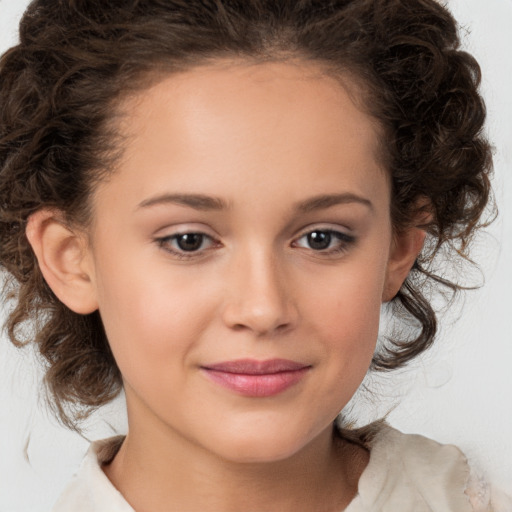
[96,60,387,214]
[119,60,380,152]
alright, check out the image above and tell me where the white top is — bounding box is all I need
[52,425,511,512]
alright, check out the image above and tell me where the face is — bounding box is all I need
[84,61,399,463]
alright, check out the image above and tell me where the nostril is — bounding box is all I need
[275,322,291,332]
[230,322,289,333]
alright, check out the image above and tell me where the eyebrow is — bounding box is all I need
[295,193,374,213]
[137,192,373,213]
[138,193,229,211]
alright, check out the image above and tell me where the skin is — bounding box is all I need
[27,60,425,512]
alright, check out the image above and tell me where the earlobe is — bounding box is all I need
[382,226,427,302]
[26,209,98,314]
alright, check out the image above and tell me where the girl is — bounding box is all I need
[0,0,509,510]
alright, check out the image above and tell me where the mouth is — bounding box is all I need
[200,359,311,397]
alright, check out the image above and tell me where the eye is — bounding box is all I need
[156,232,218,258]
[173,233,208,252]
[293,229,355,254]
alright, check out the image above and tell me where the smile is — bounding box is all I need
[200,359,311,397]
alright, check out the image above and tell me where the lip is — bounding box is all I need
[200,359,311,398]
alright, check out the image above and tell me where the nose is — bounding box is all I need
[221,248,298,336]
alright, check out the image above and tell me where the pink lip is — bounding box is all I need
[201,359,310,398]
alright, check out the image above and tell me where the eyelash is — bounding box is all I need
[155,228,356,260]
[292,229,356,256]
[155,232,219,260]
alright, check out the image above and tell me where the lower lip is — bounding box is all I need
[201,368,310,397]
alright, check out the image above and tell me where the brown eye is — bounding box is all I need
[175,233,205,252]
[307,231,332,250]
[156,232,217,258]
[293,228,356,255]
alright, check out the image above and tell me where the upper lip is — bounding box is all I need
[201,359,310,375]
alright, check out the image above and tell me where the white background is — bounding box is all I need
[0,0,511,510]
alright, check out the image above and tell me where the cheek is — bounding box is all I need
[302,254,387,384]
[101,283,189,344]
[92,251,215,378]
[314,259,385,336]
[96,282,200,408]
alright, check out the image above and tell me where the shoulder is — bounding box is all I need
[51,436,133,512]
[347,424,510,512]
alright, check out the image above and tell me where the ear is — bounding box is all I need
[382,226,427,302]
[26,209,98,314]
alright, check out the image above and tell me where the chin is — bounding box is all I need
[205,423,321,465]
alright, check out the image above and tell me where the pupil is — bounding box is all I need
[308,231,331,250]
[177,234,203,251]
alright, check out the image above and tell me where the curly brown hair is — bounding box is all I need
[0,0,492,429]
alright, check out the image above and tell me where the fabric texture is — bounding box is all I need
[51,425,508,512]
